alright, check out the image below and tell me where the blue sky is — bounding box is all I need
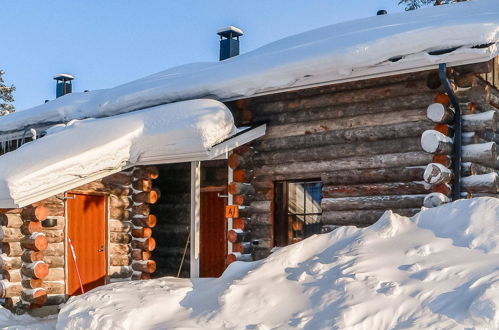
[3,1,402,111]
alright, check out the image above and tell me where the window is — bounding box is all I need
[274,180,324,246]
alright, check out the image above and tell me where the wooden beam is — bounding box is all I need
[190,161,201,278]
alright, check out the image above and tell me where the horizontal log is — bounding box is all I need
[3,269,21,282]
[132,260,156,273]
[255,152,434,176]
[480,131,499,144]
[432,154,452,168]
[131,227,152,238]
[41,230,64,243]
[21,278,43,289]
[463,110,497,133]
[109,195,131,209]
[45,294,66,306]
[21,221,42,235]
[228,182,255,195]
[41,281,64,295]
[462,142,497,167]
[43,256,64,268]
[322,181,432,198]
[110,207,130,220]
[2,242,23,257]
[262,109,427,140]
[461,173,499,193]
[21,206,48,222]
[131,237,156,252]
[21,233,48,252]
[132,215,157,228]
[108,266,133,278]
[321,195,425,211]
[21,250,43,263]
[232,242,253,254]
[423,163,453,185]
[423,192,451,208]
[0,280,22,298]
[132,178,153,192]
[462,132,482,145]
[421,130,453,155]
[233,169,252,183]
[0,227,23,242]
[132,167,159,180]
[426,103,454,124]
[322,208,421,226]
[131,204,150,217]
[131,249,151,261]
[226,253,252,265]
[321,167,425,185]
[101,172,133,186]
[0,255,22,270]
[254,121,435,153]
[132,190,159,204]
[0,214,23,228]
[252,137,421,165]
[228,229,250,243]
[110,232,132,244]
[109,220,132,233]
[232,218,245,230]
[43,243,64,256]
[110,254,131,266]
[255,79,432,114]
[44,268,64,282]
[21,261,49,279]
[110,243,131,255]
[21,288,47,305]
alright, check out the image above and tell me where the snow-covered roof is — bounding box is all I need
[1,0,499,134]
[0,99,265,208]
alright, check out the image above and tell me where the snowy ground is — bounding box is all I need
[2,197,499,329]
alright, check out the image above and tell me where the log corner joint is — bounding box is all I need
[438,63,462,201]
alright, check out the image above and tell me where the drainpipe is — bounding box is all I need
[438,63,462,201]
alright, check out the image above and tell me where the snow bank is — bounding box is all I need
[1,0,499,133]
[54,197,499,329]
[0,99,235,207]
[0,308,56,330]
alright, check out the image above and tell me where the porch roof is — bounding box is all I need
[0,99,266,208]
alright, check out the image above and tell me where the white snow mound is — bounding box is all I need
[54,197,499,330]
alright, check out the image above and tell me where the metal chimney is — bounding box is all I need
[377,10,388,15]
[217,26,244,61]
[54,73,74,98]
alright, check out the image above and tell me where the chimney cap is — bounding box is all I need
[53,73,74,81]
[377,10,388,15]
[217,26,244,38]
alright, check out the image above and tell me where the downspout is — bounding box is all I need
[438,63,462,201]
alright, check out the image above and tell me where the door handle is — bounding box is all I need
[98,246,105,252]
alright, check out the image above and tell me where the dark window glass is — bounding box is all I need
[274,180,325,246]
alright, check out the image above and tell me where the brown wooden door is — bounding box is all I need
[67,193,107,296]
[199,188,227,277]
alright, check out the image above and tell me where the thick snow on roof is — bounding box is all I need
[0,99,236,208]
[41,198,499,329]
[1,0,499,133]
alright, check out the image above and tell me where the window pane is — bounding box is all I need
[288,183,305,214]
[304,182,322,214]
[304,215,322,238]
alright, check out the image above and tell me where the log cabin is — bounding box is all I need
[0,0,498,314]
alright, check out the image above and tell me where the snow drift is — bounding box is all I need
[49,197,499,329]
[1,0,499,133]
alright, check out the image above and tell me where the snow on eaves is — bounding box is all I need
[0,99,236,208]
[2,0,499,133]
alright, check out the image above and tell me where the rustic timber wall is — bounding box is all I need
[0,165,159,314]
[150,163,191,278]
[227,68,499,261]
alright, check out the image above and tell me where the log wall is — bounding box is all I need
[0,165,160,313]
[226,66,499,261]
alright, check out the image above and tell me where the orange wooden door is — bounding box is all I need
[67,193,107,296]
[200,188,227,277]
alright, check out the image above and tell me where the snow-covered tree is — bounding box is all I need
[0,70,15,116]
[399,0,468,11]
